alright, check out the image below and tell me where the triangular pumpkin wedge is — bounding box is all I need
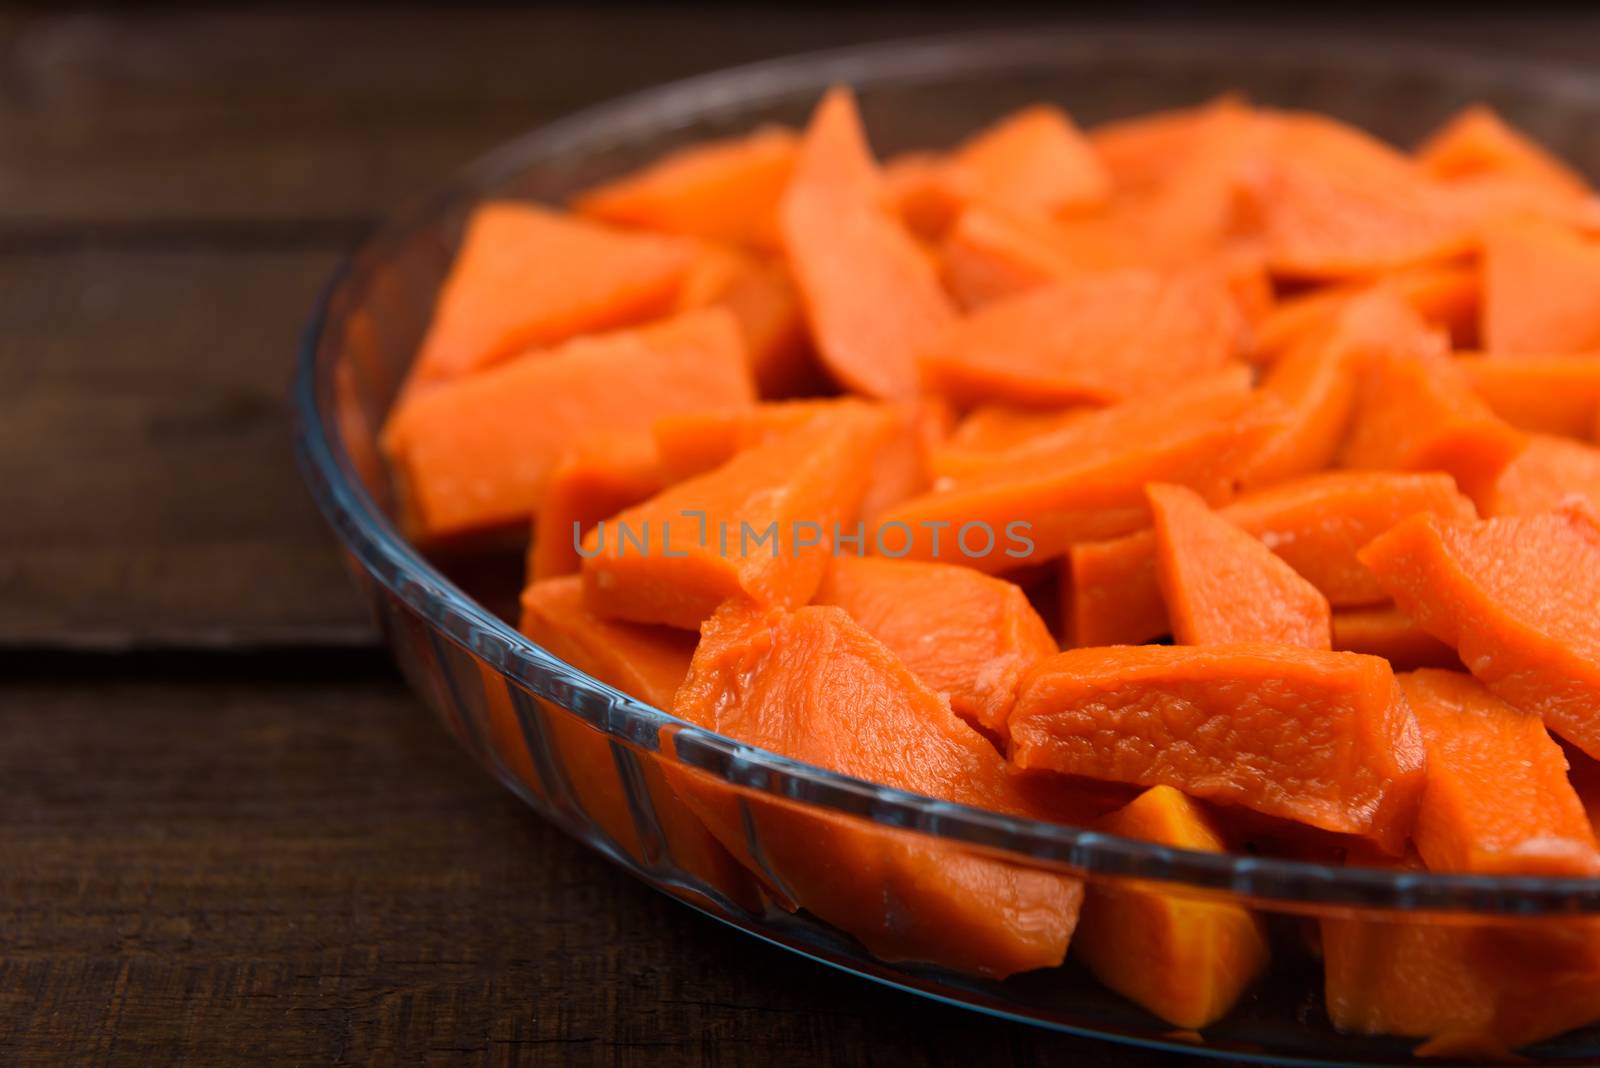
[881,106,1109,241]
[1338,295,1525,504]
[1401,669,1600,877]
[1482,434,1600,517]
[1088,95,1256,190]
[1482,220,1600,354]
[651,399,834,483]
[929,405,1087,480]
[1009,643,1426,854]
[667,603,1084,977]
[937,204,1080,309]
[920,267,1243,408]
[1147,482,1332,648]
[1234,303,1363,490]
[947,104,1110,217]
[581,405,889,628]
[1360,502,1600,758]
[1240,144,1472,280]
[1249,263,1480,362]
[1460,353,1600,438]
[1072,786,1270,1030]
[405,202,696,389]
[1416,104,1590,198]
[875,368,1280,572]
[1068,471,1475,648]
[813,555,1057,740]
[780,87,956,398]
[529,433,665,581]
[382,307,754,542]
[651,397,948,523]
[574,126,798,248]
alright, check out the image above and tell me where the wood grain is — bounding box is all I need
[4,10,1599,230]
[0,247,372,647]
[0,9,1024,229]
[0,673,1195,1067]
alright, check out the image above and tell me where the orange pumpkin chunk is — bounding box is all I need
[1088,95,1255,190]
[876,368,1279,572]
[650,399,837,483]
[382,307,754,541]
[1072,786,1270,1030]
[920,268,1242,408]
[1401,669,1600,877]
[937,204,1079,309]
[1147,482,1332,648]
[947,104,1110,216]
[1482,220,1600,354]
[1360,502,1600,759]
[1483,433,1600,517]
[1338,299,1524,503]
[928,404,1087,480]
[670,603,1083,977]
[1068,471,1475,648]
[1241,154,1471,280]
[574,126,798,248]
[1417,104,1590,198]
[1009,643,1426,853]
[1249,263,1480,362]
[813,554,1056,740]
[780,87,955,398]
[650,398,946,522]
[405,202,695,389]
[529,433,665,581]
[581,405,888,629]
[1460,353,1600,439]
[883,151,967,238]
[1235,295,1378,490]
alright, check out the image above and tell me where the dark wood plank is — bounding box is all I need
[0,673,1216,1067]
[0,8,1026,229]
[5,10,1600,228]
[0,247,373,647]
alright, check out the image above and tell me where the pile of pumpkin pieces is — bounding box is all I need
[378,88,1600,1056]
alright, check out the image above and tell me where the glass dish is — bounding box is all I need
[291,27,1600,1065]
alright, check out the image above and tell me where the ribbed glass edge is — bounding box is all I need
[289,25,1600,917]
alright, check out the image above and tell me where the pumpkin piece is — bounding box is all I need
[405,202,695,389]
[574,126,799,247]
[382,307,754,541]
[780,87,956,398]
[813,554,1056,740]
[1072,786,1270,1030]
[1009,643,1426,853]
[669,603,1083,977]
[1360,502,1600,759]
[1147,482,1332,649]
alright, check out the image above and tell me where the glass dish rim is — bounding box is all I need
[290,23,1600,917]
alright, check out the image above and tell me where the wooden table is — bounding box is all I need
[4,9,1598,1065]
